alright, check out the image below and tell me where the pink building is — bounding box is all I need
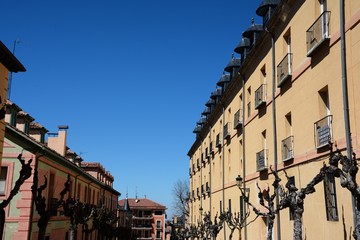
[118,198,167,240]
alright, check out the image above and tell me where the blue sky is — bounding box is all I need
[2,0,262,218]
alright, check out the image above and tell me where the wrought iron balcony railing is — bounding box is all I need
[306,11,331,57]
[277,53,292,87]
[256,149,268,172]
[233,109,243,129]
[281,135,294,162]
[223,122,231,139]
[255,84,266,109]
[314,115,332,149]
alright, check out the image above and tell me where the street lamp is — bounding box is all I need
[236,175,243,189]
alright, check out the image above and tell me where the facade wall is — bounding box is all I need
[1,111,119,240]
[188,0,360,240]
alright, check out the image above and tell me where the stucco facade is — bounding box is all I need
[1,101,120,240]
[188,0,360,239]
[119,198,167,240]
[0,41,25,165]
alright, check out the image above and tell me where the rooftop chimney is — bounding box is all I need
[47,125,68,156]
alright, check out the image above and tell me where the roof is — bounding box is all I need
[0,41,26,72]
[118,198,167,210]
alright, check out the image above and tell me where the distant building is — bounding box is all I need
[1,101,120,239]
[118,198,167,240]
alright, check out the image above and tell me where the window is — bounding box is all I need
[24,120,30,134]
[155,210,163,215]
[156,220,161,228]
[282,113,294,161]
[315,87,332,148]
[288,176,295,220]
[247,87,251,118]
[306,0,330,56]
[156,230,161,239]
[10,108,17,126]
[228,199,232,213]
[324,173,338,221]
[257,131,268,171]
[0,167,8,195]
[277,29,292,87]
[220,200,223,213]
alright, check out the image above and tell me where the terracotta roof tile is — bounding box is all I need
[118,198,166,210]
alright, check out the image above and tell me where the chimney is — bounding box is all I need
[47,125,68,156]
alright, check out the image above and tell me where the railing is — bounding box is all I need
[281,136,294,161]
[306,11,331,56]
[216,133,222,147]
[233,109,243,129]
[255,84,266,109]
[256,149,268,172]
[314,115,332,148]
[277,53,292,87]
[223,122,231,139]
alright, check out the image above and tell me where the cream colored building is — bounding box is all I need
[188,0,360,239]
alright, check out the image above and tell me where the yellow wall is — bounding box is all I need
[188,0,360,239]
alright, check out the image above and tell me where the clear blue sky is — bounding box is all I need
[2,0,262,218]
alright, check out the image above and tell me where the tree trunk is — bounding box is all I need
[293,209,303,240]
[353,208,360,239]
[267,218,274,240]
[69,225,77,240]
[37,215,50,240]
[0,208,5,238]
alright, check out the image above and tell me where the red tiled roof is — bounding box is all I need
[118,198,166,210]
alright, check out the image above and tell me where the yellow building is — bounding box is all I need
[187,0,360,239]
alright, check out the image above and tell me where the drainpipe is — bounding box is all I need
[241,73,247,240]
[200,141,203,223]
[266,27,281,240]
[221,104,226,240]
[209,126,212,217]
[28,153,42,240]
[339,0,356,229]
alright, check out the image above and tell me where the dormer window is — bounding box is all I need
[10,108,17,127]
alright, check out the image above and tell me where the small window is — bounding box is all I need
[156,230,161,239]
[288,176,295,220]
[324,173,339,221]
[156,220,161,228]
[0,167,8,195]
[154,210,163,215]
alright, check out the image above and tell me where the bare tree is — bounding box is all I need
[327,143,360,239]
[31,170,70,240]
[276,165,327,240]
[172,179,190,217]
[0,154,32,237]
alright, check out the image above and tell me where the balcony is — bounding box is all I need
[277,53,292,87]
[314,115,332,149]
[233,109,243,129]
[281,136,294,162]
[256,149,268,172]
[255,84,266,109]
[210,141,214,154]
[206,182,210,195]
[306,11,331,57]
[223,122,231,139]
[216,134,222,148]
[133,215,153,220]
